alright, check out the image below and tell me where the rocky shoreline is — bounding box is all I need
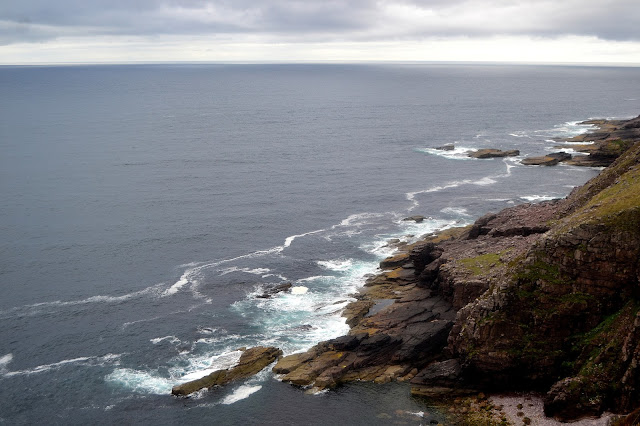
[175,115,640,424]
[272,115,640,424]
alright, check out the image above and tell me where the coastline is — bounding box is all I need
[171,114,640,424]
[270,114,640,424]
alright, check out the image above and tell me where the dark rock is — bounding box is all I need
[256,282,292,298]
[468,149,520,159]
[327,333,367,351]
[434,144,456,151]
[410,359,464,387]
[465,213,497,239]
[544,377,603,421]
[521,152,571,166]
[403,215,426,223]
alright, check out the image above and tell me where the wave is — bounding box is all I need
[535,120,595,139]
[284,229,326,248]
[221,384,262,405]
[441,207,471,217]
[106,349,244,395]
[337,212,386,227]
[0,284,165,320]
[150,336,181,345]
[4,354,121,377]
[473,177,497,186]
[218,267,271,276]
[415,146,475,161]
[317,259,353,271]
[520,194,557,202]
[406,180,472,211]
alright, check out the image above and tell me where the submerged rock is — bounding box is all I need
[171,346,282,396]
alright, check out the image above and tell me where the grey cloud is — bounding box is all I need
[0,0,638,44]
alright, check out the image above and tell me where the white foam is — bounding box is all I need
[416,146,475,160]
[317,259,353,271]
[150,336,181,345]
[337,212,385,227]
[509,132,529,138]
[559,141,595,145]
[221,384,262,405]
[174,349,243,383]
[406,180,471,211]
[473,177,497,186]
[105,368,173,394]
[0,284,164,319]
[0,353,12,373]
[441,207,471,217]
[521,195,556,202]
[296,275,332,283]
[163,275,189,297]
[290,286,308,295]
[6,354,121,377]
[284,229,325,248]
[219,267,270,276]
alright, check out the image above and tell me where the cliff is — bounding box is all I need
[448,134,640,420]
[272,115,640,422]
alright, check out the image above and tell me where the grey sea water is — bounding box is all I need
[1,63,639,424]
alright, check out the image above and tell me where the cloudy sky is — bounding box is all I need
[1,0,639,64]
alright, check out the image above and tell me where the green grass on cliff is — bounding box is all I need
[559,162,640,232]
[558,141,640,228]
[458,252,506,276]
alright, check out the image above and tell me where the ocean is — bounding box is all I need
[1,63,638,424]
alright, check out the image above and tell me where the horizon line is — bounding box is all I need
[1,59,639,67]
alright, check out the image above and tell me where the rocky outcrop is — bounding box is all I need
[172,346,282,396]
[468,148,520,159]
[521,151,572,166]
[546,115,640,167]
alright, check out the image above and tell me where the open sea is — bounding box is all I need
[1,63,639,424]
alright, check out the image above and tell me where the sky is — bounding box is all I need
[1,0,639,64]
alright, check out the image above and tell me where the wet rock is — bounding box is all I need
[172,346,282,396]
[403,215,426,223]
[434,144,456,151]
[256,282,292,298]
[468,149,520,159]
[521,152,571,166]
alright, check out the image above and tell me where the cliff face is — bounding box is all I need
[448,140,640,420]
